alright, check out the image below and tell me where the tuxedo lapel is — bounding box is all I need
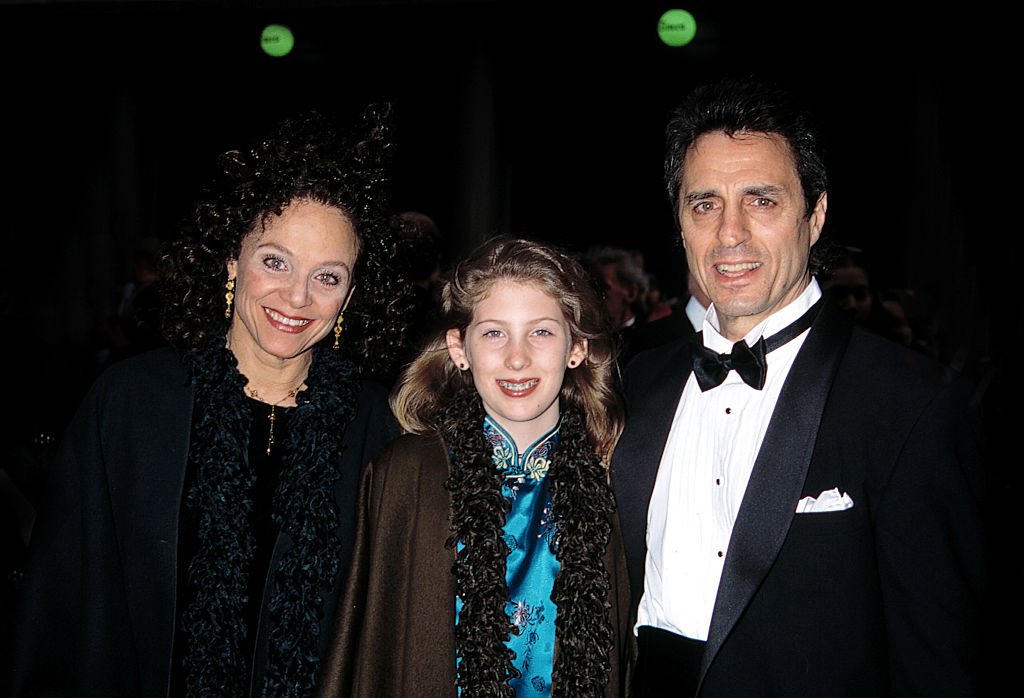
[700,301,853,683]
[613,340,696,603]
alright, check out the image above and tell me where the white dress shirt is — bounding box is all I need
[684,295,706,333]
[636,280,822,640]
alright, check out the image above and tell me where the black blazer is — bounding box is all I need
[9,348,397,697]
[611,299,988,697]
[619,305,698,368]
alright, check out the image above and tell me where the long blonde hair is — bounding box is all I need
[391,235,625,460]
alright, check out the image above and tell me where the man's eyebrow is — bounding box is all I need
[682,184,787,205]
[743,184,785,198]
[682,190,716,205]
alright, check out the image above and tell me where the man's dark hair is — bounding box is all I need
[664,79,835,273]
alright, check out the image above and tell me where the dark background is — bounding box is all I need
[0,1,1008,433]
[0,0,1016,685]
[2,1,1006,392]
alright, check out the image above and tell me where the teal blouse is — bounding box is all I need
[456,415,561,695]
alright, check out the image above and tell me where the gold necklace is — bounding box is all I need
[246,385,301,456]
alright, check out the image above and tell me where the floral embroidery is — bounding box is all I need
[485,417,557,483]
[509,599,536,630]
[490,441,515,471]
[525,455,550,480]
[537,504,556,546]
[506,599,547,676]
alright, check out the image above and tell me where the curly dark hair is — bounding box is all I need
[664,78,839,274]
[159,104,410,380]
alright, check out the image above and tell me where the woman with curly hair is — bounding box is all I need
[10,106,407,698]
[316,236,632,697]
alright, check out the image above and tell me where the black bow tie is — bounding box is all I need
[692,298,823,391]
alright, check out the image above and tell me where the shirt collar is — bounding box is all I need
[703,279,822,354]
[483,415,561,481]
[684,295,706,333]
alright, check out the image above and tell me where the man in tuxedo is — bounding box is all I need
[611,79,988,696]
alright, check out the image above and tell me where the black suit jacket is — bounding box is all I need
[9,348,397,697]
[619,305,698,368]
[611,299,988,696]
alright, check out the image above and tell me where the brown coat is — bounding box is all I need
[316,432,633,697]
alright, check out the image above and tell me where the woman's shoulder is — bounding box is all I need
[85,347,189,407]
[354,376,389,403]
[95,346,185,386]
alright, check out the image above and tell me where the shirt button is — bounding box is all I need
[725,407,732,414]
[717,551,724,558]
[715,478,721,485]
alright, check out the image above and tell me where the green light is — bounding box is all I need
[261,24,295,58]
[657,9,697,47]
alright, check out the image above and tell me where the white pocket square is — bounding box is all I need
[795,487,854,513]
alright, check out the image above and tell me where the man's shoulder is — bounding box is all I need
[628,308,697,355]
[622,338,692,384]
[841,326,953,391]
[807,298,956,401]
[824,327,981,438]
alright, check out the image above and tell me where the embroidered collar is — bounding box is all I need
[483,415,560,482]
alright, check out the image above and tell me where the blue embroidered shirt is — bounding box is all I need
[455,415,560,696]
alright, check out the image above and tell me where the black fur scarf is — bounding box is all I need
[442,385,616,697]
[179,340,359,697]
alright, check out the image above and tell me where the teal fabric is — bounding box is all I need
[456,416,561,695]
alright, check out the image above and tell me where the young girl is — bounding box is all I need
[316,236,631,697]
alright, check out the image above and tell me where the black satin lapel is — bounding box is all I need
[700,301,854,682]
[611,340,696,604]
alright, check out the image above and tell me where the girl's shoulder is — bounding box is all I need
[358,432,453,514]
[368,431,449,478]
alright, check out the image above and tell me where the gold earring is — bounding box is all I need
[332,312,344,350]
[224,278,235,319]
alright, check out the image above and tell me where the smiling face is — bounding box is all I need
[226,199,359,369]
[678,131,826,340]
[446,279,587,451]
